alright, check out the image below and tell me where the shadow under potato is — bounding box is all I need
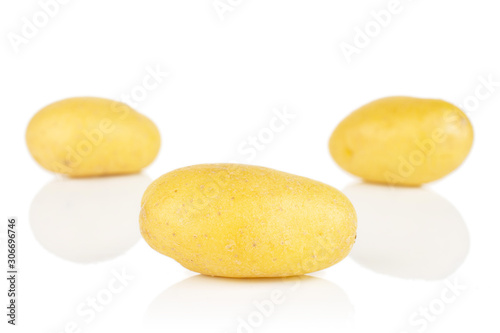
[344,183,470,280]
[144,274,354,333]
[29,174,151,263]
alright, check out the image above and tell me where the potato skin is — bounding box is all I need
[140,164,357,278]
[26,97,160,177]
[329,97,474,186]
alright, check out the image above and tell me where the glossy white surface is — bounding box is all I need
[1,1,499,332]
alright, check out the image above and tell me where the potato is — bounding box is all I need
[26,97,161,177]
[139,164,357,278]
[329,97,474,186]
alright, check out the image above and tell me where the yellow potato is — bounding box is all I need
[26,97,161,177]
[140,164,357,278]
[329,97,474,186]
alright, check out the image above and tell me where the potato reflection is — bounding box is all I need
[30,174,151,263]
[344,183,469,280]
[145,275,354,333]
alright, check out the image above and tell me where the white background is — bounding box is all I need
[1,0,500,332]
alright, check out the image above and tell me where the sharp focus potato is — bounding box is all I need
[139,164,357,278]
[329,97,474,186]
[26,97,161,177]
